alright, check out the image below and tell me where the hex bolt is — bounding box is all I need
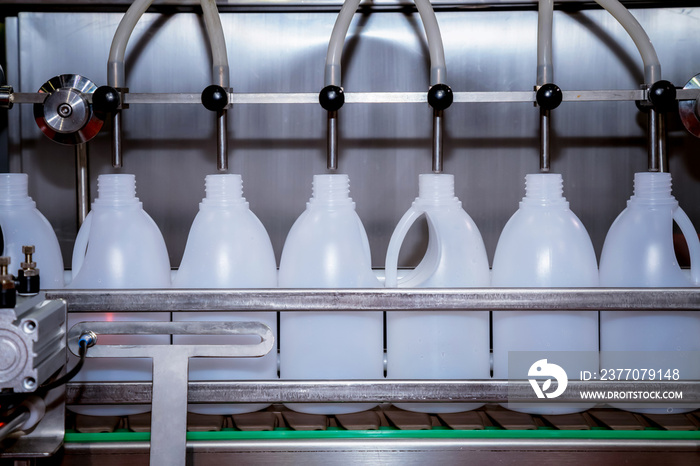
[0,256,9,276]
[21,245,37,270]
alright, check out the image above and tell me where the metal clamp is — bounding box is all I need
[66,320,274,466]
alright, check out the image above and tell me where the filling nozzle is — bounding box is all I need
[429,86,454,174]
[432,110,443,173]
[327,111,339,171]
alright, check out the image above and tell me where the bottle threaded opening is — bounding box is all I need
[95,174,138,204]
[0,173,32,205]
[417,173,458,203]
[523,173,566,204]
[203,174,245,204]
[310,174,353,205]
[631,172,674,202]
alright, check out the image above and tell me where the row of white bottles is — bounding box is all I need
[1,171,698,417]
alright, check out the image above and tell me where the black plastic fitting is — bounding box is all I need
[16,270,40,296]
[427,84,453,111]
[648,80,677,112]
[201,85,229,112]
[536,83,563,111]
[92,86,121,113]
[319,85,345,112]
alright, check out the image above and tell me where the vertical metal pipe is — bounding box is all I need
[432,110,443,173]
[112,112,122,168]
[327,111,338,171]
[540,109,551,172]
[648,109,660,171]
[217,109,228,171]
[75,143,89,227]
[657,112,668,173]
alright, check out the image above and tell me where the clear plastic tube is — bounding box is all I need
[324,0,362,87]
[414,0,447,84]
[201,0,230,88]
[108,0,154,88]
[594,0,661,83]
[537,0,553,86]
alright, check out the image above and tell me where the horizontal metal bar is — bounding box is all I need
[45,288,700,312]
[65,380,700,404]
[60,438,700,465]
[12,89,699,106]
[10,92,46,104]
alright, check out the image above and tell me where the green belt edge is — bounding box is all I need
[65,426,700,443]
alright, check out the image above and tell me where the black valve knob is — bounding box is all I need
[648,80,677,112]
[92,86,121,113]
[201,85,229,112]
[427,84,453,111]
[536,83,563,110]
[319,85,345,112]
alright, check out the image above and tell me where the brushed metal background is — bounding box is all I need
[8,7,700,269]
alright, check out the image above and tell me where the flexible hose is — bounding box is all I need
[325,0,362,87]
[414,0,447,85]
[325,0,448,86]
[201,0,230,88]
[537,0,554,86]
[594,0,661,83]
[108,0,155,88]
[0,338,90,407]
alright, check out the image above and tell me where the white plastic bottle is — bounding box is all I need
[67,174,171,416]
[491,173,598,415]
[172,174,278,415]
[0,173,64,289]
[385,174,490,413]
[600,172,700,414]
[278,174,382,415]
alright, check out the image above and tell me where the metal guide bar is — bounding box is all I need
[46,288,700,312]
[11,88,700,105]
[65,379,700,404]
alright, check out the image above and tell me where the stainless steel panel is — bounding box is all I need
[10,8,700,269]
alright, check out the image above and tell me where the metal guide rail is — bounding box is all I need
[51,287,700,404]
[9,88,700,105]
[45,287,700,311]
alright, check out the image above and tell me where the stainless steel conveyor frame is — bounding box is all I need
[40,288,700,464]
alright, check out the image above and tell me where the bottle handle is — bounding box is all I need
[71,211,93,279]
[673,206,700,285]
[385,206,424,288]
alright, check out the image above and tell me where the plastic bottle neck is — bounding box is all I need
[201,174,247,208]
[93,174,140,207]
[520,173,568,207]
[413,173,461,208]
[0,173,35,208]
[628,172,678,207]
[308,174,354,208]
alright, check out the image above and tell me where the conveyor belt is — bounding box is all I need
[65,404,700,436]
[58,406,700,465]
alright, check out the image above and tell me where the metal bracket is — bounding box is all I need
[66,321,274,466]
